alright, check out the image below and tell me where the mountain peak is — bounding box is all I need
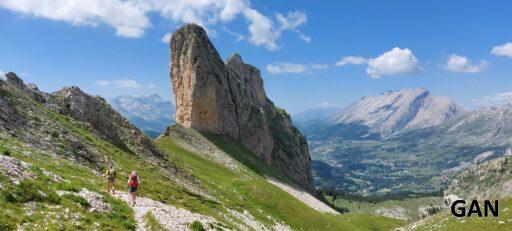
[226,53,243,65]
[173,23,207,38]
[330,88,466,137]
[5,72,25,89]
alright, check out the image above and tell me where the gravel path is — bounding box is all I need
[113,192,216,231]
[266,177,338,214]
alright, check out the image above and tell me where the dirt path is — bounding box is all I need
[113,192,215,231]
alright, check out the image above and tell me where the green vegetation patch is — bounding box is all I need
[143,212,167,231]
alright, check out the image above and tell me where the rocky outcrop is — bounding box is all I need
[49,86,165,160]
[170,24,313,191]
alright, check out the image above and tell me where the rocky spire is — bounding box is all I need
[170,24,314,192]
[170,23,239,138]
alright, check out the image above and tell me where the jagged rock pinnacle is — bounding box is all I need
[169,24,314,192]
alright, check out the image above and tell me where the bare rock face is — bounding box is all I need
[170,24,313,191]
[170,24,239,138]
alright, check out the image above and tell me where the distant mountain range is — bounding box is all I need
[296,89,512,196]
[108,94,175,138]
[329,88,467,137]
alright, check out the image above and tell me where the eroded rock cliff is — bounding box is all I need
[170,24,313,191]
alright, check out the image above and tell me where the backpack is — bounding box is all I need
[129,174,139,187]
[106,169,116,180]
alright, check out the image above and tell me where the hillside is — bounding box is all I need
[445,153,512,200]
[0,72,403,230]
[405,197,512,230]
[403,143,512,230]
[108,94,175,138]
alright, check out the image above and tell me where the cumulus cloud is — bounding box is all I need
[243,8,280,50]
[336,48,422,78]
[266,62,306,74]
[366,47,422,78]
[0,0,151,38]
[491,42,512,58]
[0,0,308,50]
[160,32,172,44]
[311,64,329,70]
[444,54,488,73]
[335,56,368,66]
[474,92,512,106]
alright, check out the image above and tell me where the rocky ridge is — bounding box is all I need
[169,24,313,191]
[329,88,467,137]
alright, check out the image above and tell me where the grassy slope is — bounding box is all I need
[410,198,512,230]
[0,137,136,230]
[0,88,222,229]
[327,196,444,222]
[156,133,405,230]
[1,82,403,230]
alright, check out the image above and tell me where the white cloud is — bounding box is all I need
[475,92,512,106]
[222,26,244,42]
[114,79,143,88]
[277,11,307,30]
[160,32,172,44]
[491,42,512,58]
[243,8,279,50]
[266,62,306,74]
[298,32,311,43]
[311,64,328,70]
[94,80,111,86]
[335,56,368,66]
[276,11,310,44]
[0,0,151,38]
[0,0,308,50]
[444,54,488,73]
[366,47,422,78]
[148,83,156,88]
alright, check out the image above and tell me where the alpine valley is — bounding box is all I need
[295,88,512,197]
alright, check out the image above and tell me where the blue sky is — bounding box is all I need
[1,0,512,114]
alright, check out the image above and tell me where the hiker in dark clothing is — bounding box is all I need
[102,164,116,194]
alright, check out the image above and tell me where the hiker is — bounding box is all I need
[102,164,116,194]
[127,171,140,206]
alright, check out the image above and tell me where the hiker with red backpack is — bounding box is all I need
[127,171,140,206]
